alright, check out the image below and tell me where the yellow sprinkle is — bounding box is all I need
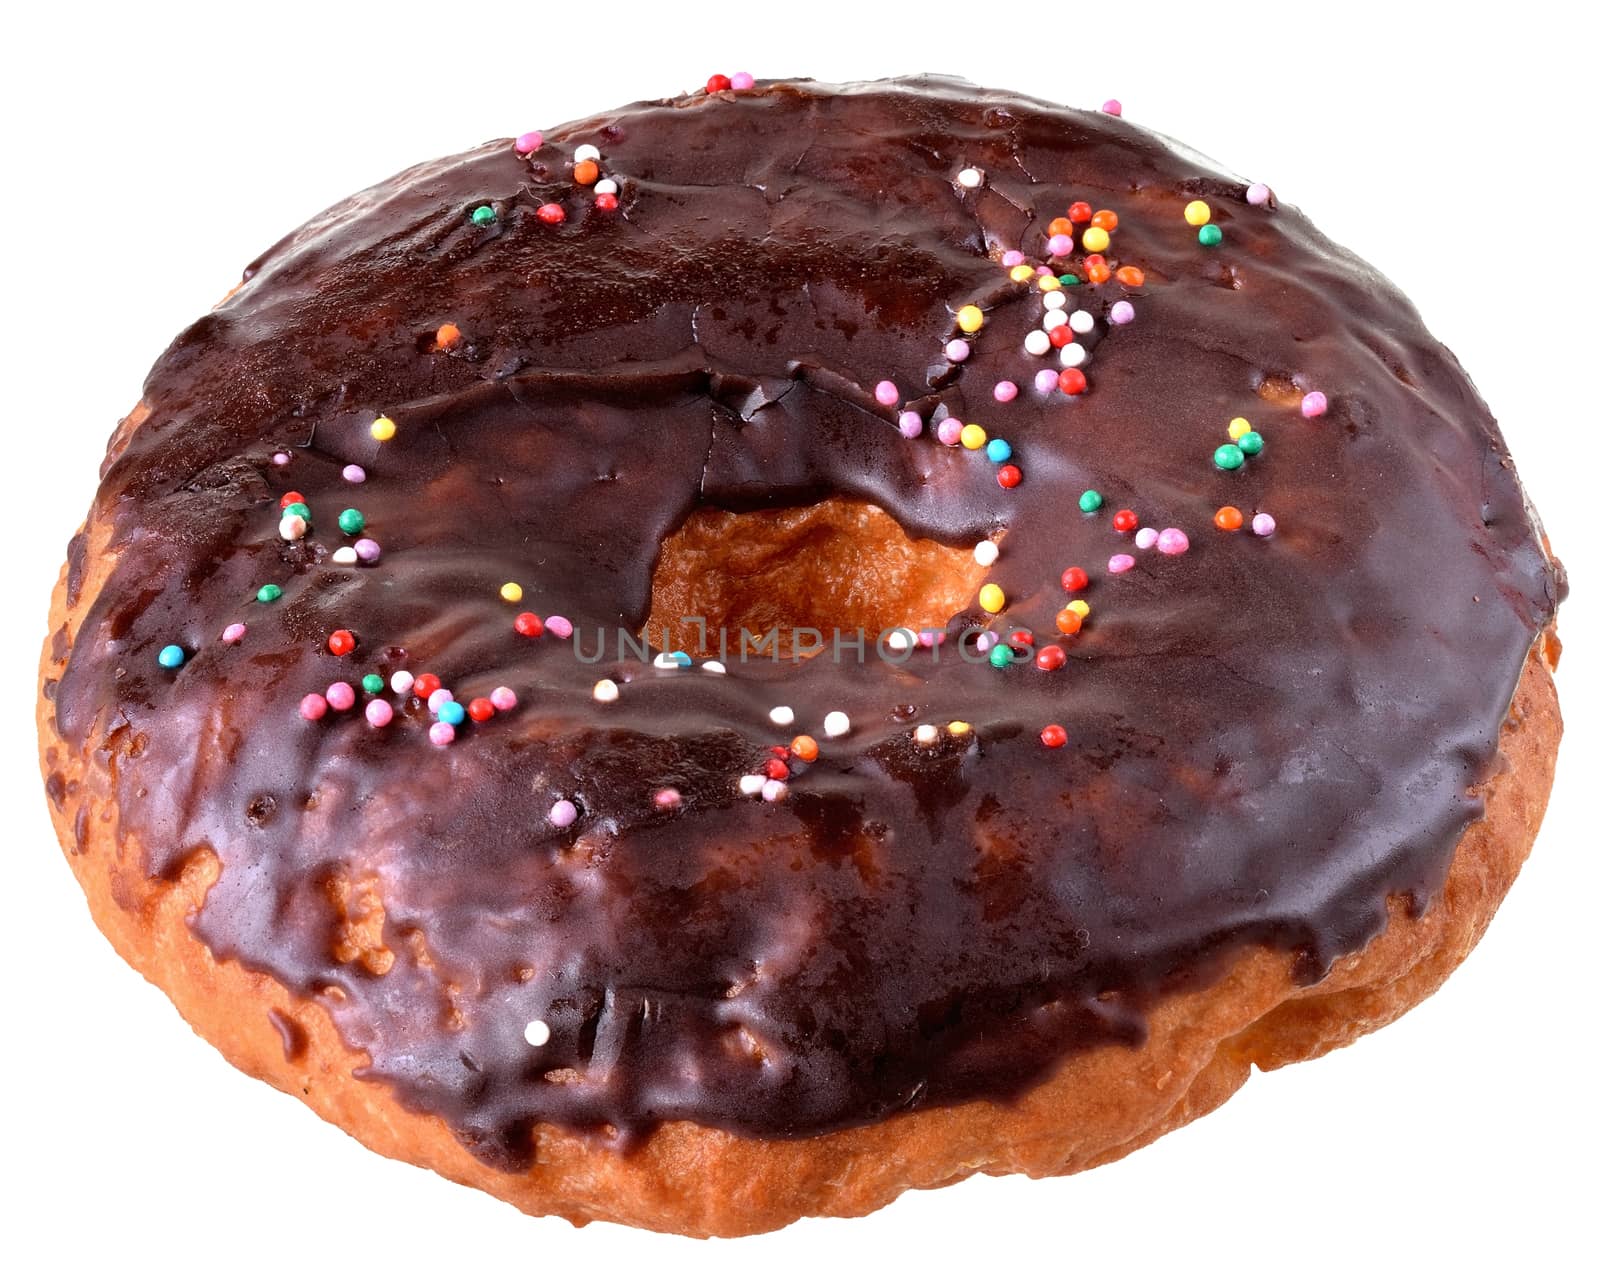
[1066,599,1091,619]
[500,582,524,603]
[956,304,985,334]
[1008,264,1035,283]
[369,415,397,442]
[977,583,1006,613]
[959,422,988,450]
[1184,200,1212,226]
[1036,274,1060,292]
[947,720,972,736]
[1228,416,1252,440]
[1081,226,1110,253]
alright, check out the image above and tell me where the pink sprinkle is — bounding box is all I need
[654,787,682,809]
[546,615,573,639]
[1246,183,1272,207]
[874,380,899,406]
[272,451,291,466]
[1033,369,1058,395]
[1252,512,1277,537]
[918,629,945,648]
[945,339,971,363]
[1109,300,1136,325]
[1001,249,1026,268]
[936,419,964,447]
[1047,233,1074,257]
[549,799,578,827]
[730,72,755,91]
[365,700,394,728]
[342,464,366,484]
[1156,528,1190,556]
[427,688,453,714]
[1108,553,1136,574]
[993,380,1018,403]
[326,681,356,712]
[428,721,456,746]
[354,538,381,563]
[220,623,247,645]
[299,693,328,721]
[515,130,544,155]
[761,779,788,803]
[974,630,998,654]
[490,686,518,711]
[1101,99,1122,116]
[898,410,923,439]
[1301,391,1328,418]
[1134,527,1159,550]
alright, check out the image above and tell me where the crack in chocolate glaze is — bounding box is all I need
[52,76,1560,1165]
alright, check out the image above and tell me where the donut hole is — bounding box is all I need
[645,498,987,660]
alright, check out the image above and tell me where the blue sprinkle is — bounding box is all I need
[438,700,466,726]
[985,438,1012,464]
[157,644,186,670]
[670,651,691,667]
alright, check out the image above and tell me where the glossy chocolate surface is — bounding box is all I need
[50,78,1560,1164]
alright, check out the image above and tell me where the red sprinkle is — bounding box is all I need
[1049,325,1073,349]
[279,491,305,509]
[1061,565,1089,592]
[763,758,790,780]
[1007,629,1035,648]
[1058,368,1087,395]
[1035,645,1067,672]
[1068,201,1093,223]
[1040,723,1069,748]
[414,673,442,700]
[706,74,732,93]
[514,612,545,637]
[467,697,495,723]
[327,629,356,656]
[536,202,566,224]
[595,192,619,212]
[1112,508,1138,533]
[997,464,1023,489]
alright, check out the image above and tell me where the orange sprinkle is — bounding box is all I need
[1086,259,1112,284]
[1047,216,1073,237]
[1214,505,1244,531]
[434,322,462,350]
[1091,209,1119,231]
[790,734,819,762]
[1054,608,1084,636]
[572,159,600,186]
[1115,265,1146,287]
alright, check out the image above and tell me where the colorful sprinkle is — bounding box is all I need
[1184,200,1212,226]
[1253,512,1277,537]
[1198,224,1223,247]
[1040,724,1068,748]
[524,1018,552,1046]
[974,539,1000,567]
[354,538,381,563]
[1109,300,1136,325]
[514,131,544,155]
[790,734,819,762]
[1108,553,1136,574]
[1228,417,1252,440]
[956,305,985,334]
[220,623,246,645]
[823,711,851,739]
[769,705,795,727]
[985,438,1012,464]
[1214,443,1245,470]
[959,423,987,450]
[157,644,186,669]
[1062,566,1089,591]
[1246,183,1272,206]
[370,416,397,442]
[593,678,619,703]
[536,203,566,225]
[874,380,899,406]
[730,72,755,91]
[1025,330,1051,356]
[957,167,984,189]
[470,205,497,226]
[256,584,283,603]
[978,583,1006,613]
[1058,368,1087,395]
[1157,528,1190,556]
[1081,226,1110,254]
[429,722,456,746]
[1035,644,1066,672]
[937,419,963,446]
[467,697,495,723]
[390,670,415,695]
[299,693,328,721]
[327,629,356,656]
[1237,431,1264,456]
[490,686,517,712]
[365,700,394,728]
[435,323,462,350]
[1078,489,1103,513]
[654,787,682,810]
[898,410,923,439]
[1134,527,1159,550]
[1101,99,1122,116]
[549,799,578,828]
[996,464,1023,489]
[326,681,356,712]
[1112,508,1138,533]
[514,612,544,637]
[1215,506,1244,531]
[993,380,1018,403]
[1301,391,1328,418]
[1034,368,1059,395]
[1055,608,1082,636]
[945,338,971,362]
[988,643,1014,669]
[343,464,366,484]
[500,582,524,603]
[337,508,365,535]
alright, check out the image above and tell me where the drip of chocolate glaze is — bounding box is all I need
[50,77,1561,1166]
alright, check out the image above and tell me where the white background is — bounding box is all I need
[4,2,1594,1274]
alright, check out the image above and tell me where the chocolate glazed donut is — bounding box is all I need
[40,76,1562,1223]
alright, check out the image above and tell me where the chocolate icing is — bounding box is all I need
[49,77,1560,1165]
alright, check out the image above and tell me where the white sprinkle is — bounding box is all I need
[1058,342,1088,368]
[956,167,984,189]
[1068,309,1095,334]
[769,705,795,727]
[1023,330,1051,356]
[279,513,307,541]
[594,177,619,196]
[1043,290,1067,311]
[573,143,601,163]
[1041,308,1068,332]
[701,660,727,675]
[738,774,766,797]
[973,539,1000,567]
[823,711,851,739]
[885,629,913,653]
[524,1019,551,1047]
[653,651,683,669]
[593,679,619,703]
[331,546,358,565]
[1135,527,1159,550]
[914,724,940,747]
[761,779,789,802]
[390,670,415,695]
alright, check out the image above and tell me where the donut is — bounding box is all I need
[37,76,1564,1235]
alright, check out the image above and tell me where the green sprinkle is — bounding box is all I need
[284,501,311,521]
[256,583,283,604]
[361,673,385,695]
[338,508,365,535]
[1214,443,1246,470]
[988,643,1015,670]
[1078,489,1103,513]
[470,204,498,226]
[1237,431,1264,456]
[1198,224,1223,247]
[1056,273,1081,286]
